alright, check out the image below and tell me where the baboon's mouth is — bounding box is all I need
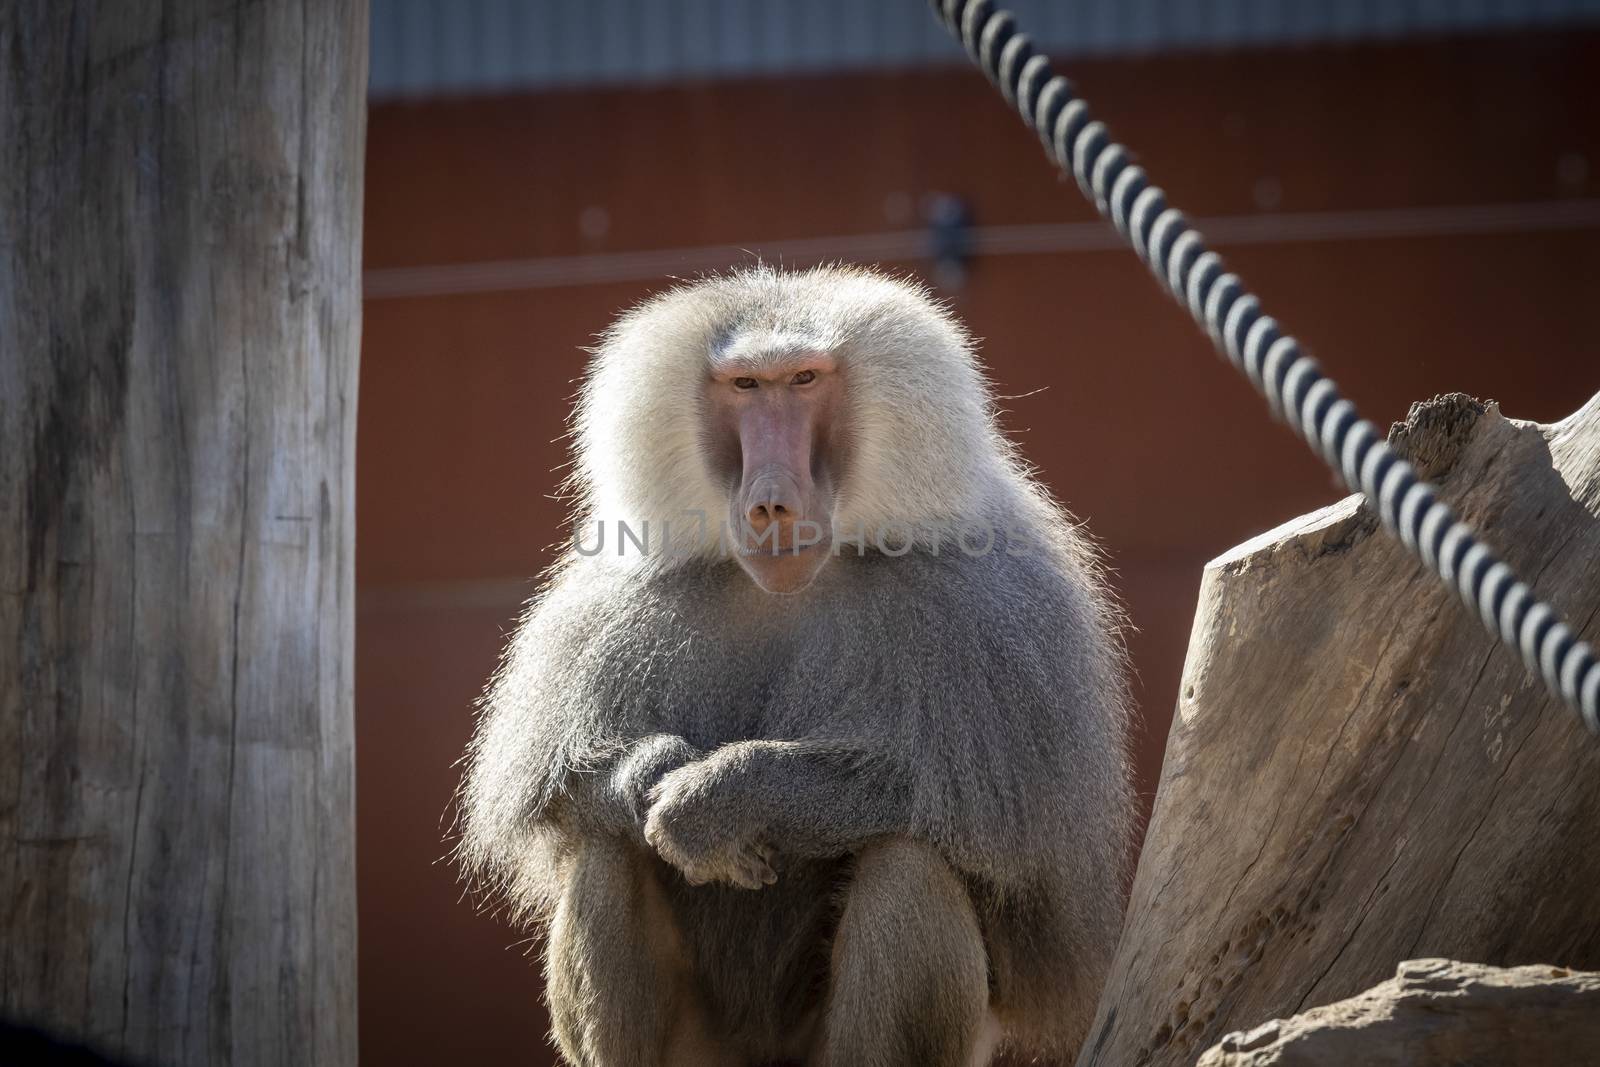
[734,535,834,594]
[736,539,830,558]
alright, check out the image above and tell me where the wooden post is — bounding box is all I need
[0,3,365,1063]
[1081,392,1600,1067]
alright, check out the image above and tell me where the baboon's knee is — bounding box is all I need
[546,839,684,1065]
[817,838,990,1067]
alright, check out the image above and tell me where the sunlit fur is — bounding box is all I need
[572,264,1030,560]
[457,265,1136,1065]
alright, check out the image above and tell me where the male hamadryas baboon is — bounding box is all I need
[457,265,1135,1066]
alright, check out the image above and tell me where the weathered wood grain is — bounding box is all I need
[1081,392,1600,1067]
[0,3,366,1063]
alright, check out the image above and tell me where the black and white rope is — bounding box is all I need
[932,0,1599,733]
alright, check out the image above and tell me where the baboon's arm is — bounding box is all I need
[646,737,914,881]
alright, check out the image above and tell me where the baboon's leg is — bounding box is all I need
[545,838,738,1067]
[812,837,995,1067]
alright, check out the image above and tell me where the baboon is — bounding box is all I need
[458,265,1134,1066]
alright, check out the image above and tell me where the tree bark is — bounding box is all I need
[1081,392,1600,1067]
[0,3,365,1064]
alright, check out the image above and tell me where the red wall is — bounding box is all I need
[357,32,1600,1065]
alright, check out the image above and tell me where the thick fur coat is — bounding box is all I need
[458,266,1134,1064]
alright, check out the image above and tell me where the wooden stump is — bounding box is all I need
[1081,392,1600,1067]
[0,3,366,1063]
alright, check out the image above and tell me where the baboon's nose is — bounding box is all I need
[746,499,790,534]
[744,474,801,537]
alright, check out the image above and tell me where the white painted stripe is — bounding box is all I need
[364,198,1600,299]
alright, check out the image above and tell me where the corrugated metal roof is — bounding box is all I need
[370,0,1600,99]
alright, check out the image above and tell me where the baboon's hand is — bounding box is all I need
[610,734,702,840]
[644,762,777,890]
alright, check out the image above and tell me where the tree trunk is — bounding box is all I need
[1082,392,1600,1067]
[0,3,365,1064]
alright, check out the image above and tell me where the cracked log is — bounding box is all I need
[0,3,365,1064]
[1198,959,1600,1066]
[1079,391,1600,1067]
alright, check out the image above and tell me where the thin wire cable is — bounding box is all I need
[931,0,1598,733]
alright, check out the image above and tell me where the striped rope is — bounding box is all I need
[931,0,1599,733]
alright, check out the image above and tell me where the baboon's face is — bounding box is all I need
[705,350,848,594]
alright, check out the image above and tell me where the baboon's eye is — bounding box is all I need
[733,377,759,390]
[790,370,816,385]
